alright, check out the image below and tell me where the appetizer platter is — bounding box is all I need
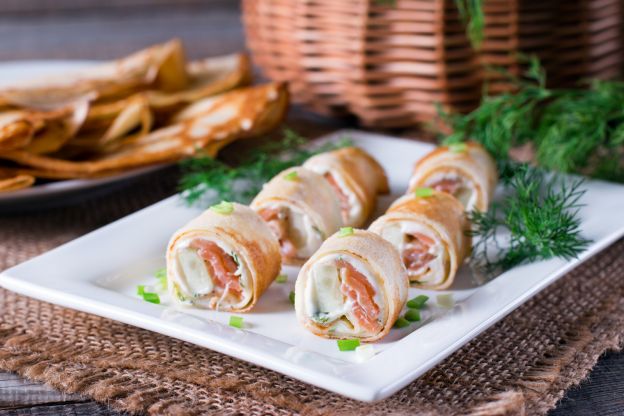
[3,130,624,402]
[0,39,287,205]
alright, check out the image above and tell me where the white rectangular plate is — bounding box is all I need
[3,130,624,402]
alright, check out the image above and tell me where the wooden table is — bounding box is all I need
[0,1,622,414]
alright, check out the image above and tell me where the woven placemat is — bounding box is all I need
[1,170,623,415]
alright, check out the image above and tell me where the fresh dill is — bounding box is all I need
[468,164,591,276]
[454,0,485,49]
[178,129,352,206]
[440,57,624,182]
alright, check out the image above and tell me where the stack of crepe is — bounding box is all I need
[0,39,289,193]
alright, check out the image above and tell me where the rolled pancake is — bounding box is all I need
[408,141,497,212]
[303,147,389,227]
[369,190,470,290]
[251,166,343,265]
[295,229,408,342]
[166,203,281,312]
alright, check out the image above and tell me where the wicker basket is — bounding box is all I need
[242,0,624,128]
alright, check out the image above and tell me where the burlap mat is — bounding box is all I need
[1,170,623,415]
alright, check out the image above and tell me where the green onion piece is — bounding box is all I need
[283,171,299,181]
[337,339,361,351]
[436,293,455,308]
[137,285,145,296]
[394,317,410,328]
[404,309,421,322]
[155,268,167,288]
[275,274,288,284]
[210,201,234,215]
[142,292,160,304]
[338,227,354,237]
[449,142,467,153]
[229,315,244,329]
[407,294,429,309]
[289,291,295,305]
[414,187,434,198]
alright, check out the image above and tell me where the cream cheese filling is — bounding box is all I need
[265,203,325,259]
[379,222,447,286]
[304,254,385,337]
[172,237,252,310]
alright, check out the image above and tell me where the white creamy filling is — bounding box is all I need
[305,166,362,225]
[172,237,251,309]
[380,222,446,286]
[425,172,478,212]
[266,203,324,259]
[304,254,385,336]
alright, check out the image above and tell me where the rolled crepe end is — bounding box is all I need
[295,229,408,342]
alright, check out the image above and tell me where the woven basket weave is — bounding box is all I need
[242,0,624,128]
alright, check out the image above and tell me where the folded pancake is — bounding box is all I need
[0,83,288,178]
[0,168,35,192]
[166,203,281,312]
[0,39,188,109]
[295,229,408,342]
[303,147,389,227]
[407,142,497,212]
[251,167,343,265]
[369,190,470,290]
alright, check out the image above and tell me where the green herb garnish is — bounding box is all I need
[394,317,410,329]
[404,309,421,322]
[289,291,295,305]
[210,201,234,215]
[468,165,591,275]
[155,268,167,289]
[414,187,434,198]
[137,285,145,296]
[337,339,361,351]
[179,129,352,206]
[436,294,455,309]
[275,274,287,284]
[283,171,299,181]
[449,142,467,153]
[407,295,429,309]
[338,227,354,237]
[229,316,244,329]
[142,292,160,304]
[454,0,484,49]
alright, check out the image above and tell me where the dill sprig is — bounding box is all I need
[468,164,591,276]
[178,129,352,206]
[441,57,624,182]
[454,0,485,49]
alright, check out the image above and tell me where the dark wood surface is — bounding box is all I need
[0,1,622,415]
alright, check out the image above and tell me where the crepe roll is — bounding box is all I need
[303,147,389,227]
[369,190,470,290]
[166,202,281,312]
[295,229,408,342]
[251,167,343,265]
[408,142,497,212]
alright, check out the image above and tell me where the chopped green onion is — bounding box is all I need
[407,295,429,309]
[449,142,467,153]
[394,317,410,328]
[289,291,295,305]
[136,285,145,296]
[337,339,361,351]
[155,268,167,288]
[414,187,434,198]
[437,293,455,308]
[338,226,355,237]
[283,171,299,181]
[142,292,160,304]
[210,201,234,215]
[404,309,421,322]
[275,274,288,284]
[229,315,244,329]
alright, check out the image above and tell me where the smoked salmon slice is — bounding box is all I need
[402,233,435,274]
[324,172,350,218]
[259,207,298,259]
[430,178,462,196]
[190,239,242,296]
[337,259,381,333]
